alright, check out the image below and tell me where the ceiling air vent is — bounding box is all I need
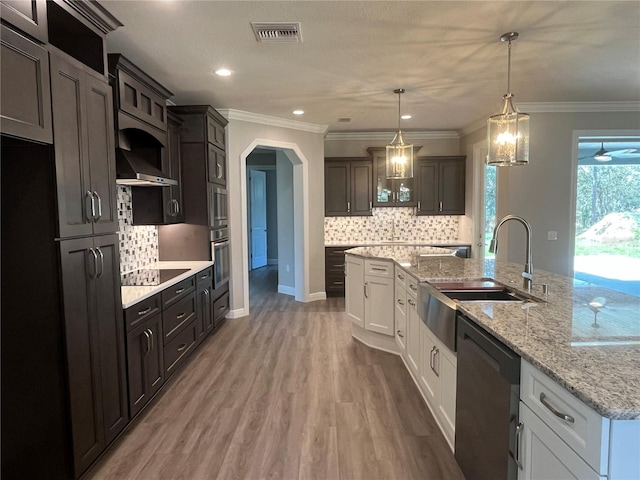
[338,117,352,123]
[251,22,302,43]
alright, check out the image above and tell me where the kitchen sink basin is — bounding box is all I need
[441,288,531,303]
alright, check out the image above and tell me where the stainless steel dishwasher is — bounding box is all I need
[455,314,521,480]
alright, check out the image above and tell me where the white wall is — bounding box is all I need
[461,110,640,276]
[224,113,326,316]
[276,152,294,290]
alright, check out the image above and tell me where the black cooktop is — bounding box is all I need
[121,268,189,286]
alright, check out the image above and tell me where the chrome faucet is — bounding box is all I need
[489,215,533,291]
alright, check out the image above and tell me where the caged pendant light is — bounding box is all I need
[386,88,413,178]
[487,32,530,166]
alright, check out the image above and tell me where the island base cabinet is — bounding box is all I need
[345,255,365,328]
[126,315,164,419]
[518,402,603,480]
[406,295,420,374]
[364,275,394,335]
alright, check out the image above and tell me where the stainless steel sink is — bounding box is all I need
[441,288,532,303]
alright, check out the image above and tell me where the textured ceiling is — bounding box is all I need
[101,1,640,133]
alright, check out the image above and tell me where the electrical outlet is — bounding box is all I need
[548,231,558,241]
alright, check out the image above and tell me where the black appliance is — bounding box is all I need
[455,314,521,480]
[211,227,230,288]
[121,268,189,286]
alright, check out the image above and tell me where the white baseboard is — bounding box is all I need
[278,284,296,296]
[227,307,248,319]
[306,291,327,302]
[350,324,400,355]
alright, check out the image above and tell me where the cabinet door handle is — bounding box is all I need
[515,422,524,470]
[143,329,151,353]
[177,343,188,352]
[369,201,372,212]
[86,191,96,223]
[216,163,222,179]
[371,267,386,272]
[218,305,226,312]
[435,348,440,377]
[167,199,176,216]
[397,273,405,280]
[347,201,351,213]
[409,284,417,292]
[407,298,416,307]
[204,288,210,297]
[417,200,421,212]
[176,312,186,319]
[364,282,368,298]
[397,299,404,306]
[96,247,104,278]
[175,288,185,294]
[396,330,404,338]
[429,346,436,372]
[88,248,98,279]
[149,328,154,351]
[138,307,151,316]
[93,191,102,221]
[539,392,575,423]
[439,201,443,212]
[174,199,180,215]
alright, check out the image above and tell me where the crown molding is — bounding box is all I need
[217,109,328,134]
[517,101,640,113]
[325,131,460,141]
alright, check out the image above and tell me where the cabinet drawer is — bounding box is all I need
[521,360,608,474]
[162,292,197,345]
[365,259,393,278]
[196,267,213,286]
[116,69,167,133]
[394,266,408,288]
[407,275,419,298]
[164,319,197,377]
[213,291,229,323]
[124,294,161,332]
[161,276,196,308]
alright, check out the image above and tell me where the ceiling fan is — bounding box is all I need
[579,142,640,161]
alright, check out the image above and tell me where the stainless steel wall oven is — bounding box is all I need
[211,227,229,288]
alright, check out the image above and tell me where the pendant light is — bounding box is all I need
[487,32,530,166]
[386,88,413,178]
[593,142,612,162]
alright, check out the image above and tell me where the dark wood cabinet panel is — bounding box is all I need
[325,247,351,297]
[324,161,350,215]
[207,142,227,185]
[162,111,185,223]
[324,158,372,216]
[416,156,466,216]
[85,73,118,234]
[0,0,48,43]
[126,314,164,419]
[162,292,197,345]
[207,113,226,150]
[60,235,127,476]
[369,147,417,207]
[164,320,197,378]
[0,24,52,143]
[196,277,213,345]
[51,50,118,238]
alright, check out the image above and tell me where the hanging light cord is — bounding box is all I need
[397,91,401,133]
[506,37,512,94]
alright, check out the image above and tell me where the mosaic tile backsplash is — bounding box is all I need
[117,186,159,274]
[324,208,460,244]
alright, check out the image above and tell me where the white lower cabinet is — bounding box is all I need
[394,282,407,353]
[519,402,603,480]
[519,359,639,480]
[345,255,394,336]
[345,254,365,328]
[405,287,421,374]
[419,321,456,447]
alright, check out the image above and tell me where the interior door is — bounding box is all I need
[250,169,268,269]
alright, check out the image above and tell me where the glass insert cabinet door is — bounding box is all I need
[369,147,419,207]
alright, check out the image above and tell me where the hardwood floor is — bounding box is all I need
[87,266,464,480]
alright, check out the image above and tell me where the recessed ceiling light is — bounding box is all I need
[215,68,232,77]
[293,110,304,115]
[401,114,412,120]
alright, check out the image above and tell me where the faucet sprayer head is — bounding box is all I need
[489,238,497,254]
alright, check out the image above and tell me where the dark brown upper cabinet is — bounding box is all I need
[416,156,466,215]
[169,105,228,186]
[1,0,48,42]
[108,54,173,145]
[50,50,118,238]
[0,24,52,143]
[325,158,373,216]
[368,146,421,207]
[162,111,185,223]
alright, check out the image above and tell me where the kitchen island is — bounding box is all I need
[345,245,639,479]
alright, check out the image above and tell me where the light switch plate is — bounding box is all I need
[547,231,558,240]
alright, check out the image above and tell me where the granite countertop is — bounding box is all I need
[121,261,214,309]
[325,241,472,247]
[346,246,640,420]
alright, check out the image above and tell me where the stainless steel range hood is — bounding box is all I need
[116,149,176,186]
